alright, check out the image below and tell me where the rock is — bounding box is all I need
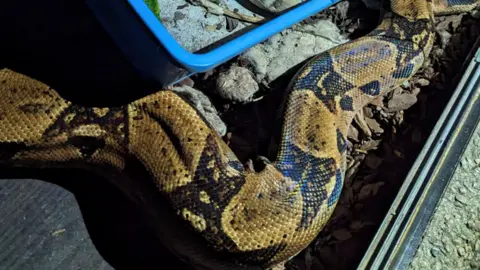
[215,66,259,102]
[387,93,418,112]
[294,19,348,44]
[226,17,239,32]
[171,85,227,136]
[241,19,348,83]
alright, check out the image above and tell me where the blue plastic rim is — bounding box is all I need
[126,0,340,73]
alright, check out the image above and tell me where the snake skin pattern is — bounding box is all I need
[0,0,478,268]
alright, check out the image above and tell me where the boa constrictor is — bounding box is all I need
[0,0,478,268]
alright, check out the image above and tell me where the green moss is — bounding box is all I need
[144,0,161,20]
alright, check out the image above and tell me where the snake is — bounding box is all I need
[0,0,478,268]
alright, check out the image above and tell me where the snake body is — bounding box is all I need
[0,0,478,268]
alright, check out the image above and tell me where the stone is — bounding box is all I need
[215,66,259,102]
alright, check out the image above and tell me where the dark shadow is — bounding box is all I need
[0,0,161,107]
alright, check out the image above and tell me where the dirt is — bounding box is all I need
[182,0,480,269]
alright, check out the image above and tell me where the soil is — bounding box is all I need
[184,1,480,269]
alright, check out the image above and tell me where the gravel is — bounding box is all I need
[409,123,480,269]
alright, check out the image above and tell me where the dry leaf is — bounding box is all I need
[364,153,383,169]
[359,139,381,151]
[358,182,385,200]
[331,205,352,220]
[340,186,354,205]
[332,229,353,241]
[304,247,313,270]
[350,220,365,230]
[354,111,372,137]
[364,117,384,134]
[348,125,359,142]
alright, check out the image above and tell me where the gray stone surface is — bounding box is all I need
[215,65,259,102]
[156,0,256,52]
[409,122,480,269]
[241,19,348,83]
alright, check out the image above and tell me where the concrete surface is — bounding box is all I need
[409,121,480,269]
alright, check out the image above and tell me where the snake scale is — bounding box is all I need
[0,0,478,268]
